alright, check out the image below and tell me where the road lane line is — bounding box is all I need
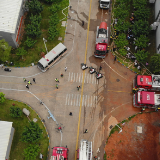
[68,72,70,82]
[75,0,92,158]
[90,96,92,107]
[74,94,76,106]
[76,73,78,82]
[79,73,81,83]
[65,94,68,105]
[76,94,79,106]
[71,72,73,81]
[68,94,70,105]
[85,95,87,106]
[71,94,73,106]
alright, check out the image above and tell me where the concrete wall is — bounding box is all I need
[155,0,160,19]
[5,127,15,160]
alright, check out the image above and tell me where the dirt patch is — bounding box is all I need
[105,112,160,160]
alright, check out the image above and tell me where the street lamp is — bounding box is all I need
[43,38,48,53]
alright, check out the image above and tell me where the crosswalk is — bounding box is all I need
[68,72,99,84]
[65,94,98,107]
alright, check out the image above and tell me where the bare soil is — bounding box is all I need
[105,112,160,160]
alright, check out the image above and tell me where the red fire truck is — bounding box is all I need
[94,22,109,58]
[50,146,69,160]
[133,75,160,91]
[133,90,160,108]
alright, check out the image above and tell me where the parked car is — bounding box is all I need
[4,68,11,72]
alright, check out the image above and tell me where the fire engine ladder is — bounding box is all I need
[80,140,92,160]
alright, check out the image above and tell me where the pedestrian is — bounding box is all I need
[113,46,116,51]
[106,46,110,53]
[84,129,88,133]
[56,84,58,89]
[82,20,84,26]
[61,74,63,77]
[94,156,98,159]
[23,78,26,82]
[33,78,36,83]
[99,66,102,70]
[55,78,59,82]
[65,67,67,72]
[28,81,32,85]
[145,62,149,66]
[134,60,138,67]
[137,65,141,71]
[114,56,117,62]
[69,112,72,116]
[141,107,145,112]
[26,85,29,89]
[77,86,79,90]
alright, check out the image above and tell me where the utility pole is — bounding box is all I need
[43,38,48,53]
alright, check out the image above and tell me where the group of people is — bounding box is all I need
[24,78,36,89]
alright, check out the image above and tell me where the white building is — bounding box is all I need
[0,121,15,160]
[0,0,27,48]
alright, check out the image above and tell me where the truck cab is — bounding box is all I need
[99,0,110,9]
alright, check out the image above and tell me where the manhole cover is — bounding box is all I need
[116,79,120,82]
[109,125,113,129]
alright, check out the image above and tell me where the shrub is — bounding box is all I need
[135,50,149,63]
[10,106,22,117]
[21,121,43,143]
[135,35,149,49]
[134,7,150,20]
[150,54,160,74]
[25,37,37,48]
[49,4,61,14]
[16,47,27,59]
[115,19,130,33]
[24,144,40,160]
[133,0,147,9]
[0,92,6,104]
[115,33,128,49]
[44,0,63,3]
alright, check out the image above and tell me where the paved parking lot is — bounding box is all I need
[0,0,140,159]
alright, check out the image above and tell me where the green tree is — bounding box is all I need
[115,33,128,48]
[49,4,61,14]
[26,0,44,14]
[133,0,147,9]
[44,0,63,3]
[115,19,130,33]
[24,144,40,160]
[0,39,11,62]
[135,50,149,63]
[0,92,6,104]
[26,14,42,37]
[132,20,150,37]
[135,35,149,49]
[25,37,37,48]
[134,7,150,20]
[150,54,160,73]
[10,106,22,117]
[16,47,27,59]
[21,121,43,143]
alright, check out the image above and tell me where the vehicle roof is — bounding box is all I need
[38,43,66,67]
[139,91,155,105]
[96,44,107,51]
[99,22,107,30]
[100,0,110,2]
[52,147,68,158]
[137,75,152,87]
[152,75,160,87]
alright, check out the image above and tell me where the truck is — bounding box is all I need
[94,22,109,58]
[133,75,160,91]
[50,146,69,160]
[99,0,110,9]
[77,140,92,160]
[133,90,160,109]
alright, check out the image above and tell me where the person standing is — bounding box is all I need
[26,85,29,89]
[23,78,26,82]
[82,21,84,26]
[69,112,72,116]
[65,67,67,72]
[56,84,58,89]
[99,66,102,70]
[114,56,117,62]
[33,78,36,83]
[28,81,32,85]
[84,129,88,133]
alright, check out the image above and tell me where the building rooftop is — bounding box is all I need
[0,121,13,159]
[0,0,23,34]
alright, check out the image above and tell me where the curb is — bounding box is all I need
[8,98,50,160]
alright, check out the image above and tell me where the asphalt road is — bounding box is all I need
[0,0,140,159]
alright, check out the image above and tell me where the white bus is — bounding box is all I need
[37,43,67,72]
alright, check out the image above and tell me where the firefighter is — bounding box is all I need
[28,81,32,85]
[61,74,63,77]
[132,88,139,94]
[55,78,59,82]
[56,84,58,89]
[23,78,26,82]
[141,107,145,112]
[106,46,110,53]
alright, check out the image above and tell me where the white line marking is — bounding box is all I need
[79,73,81,83]
[87,95,90,107]
[95,77,97,84]
[97,79,98,84]
[76,73,78,82]
[74,94,76,106]
[90,96,92,107]
[71,94,73,106]
[71,72,73,81]
[89,74,91,83]
[76,94,79,106]
[81,73,84,83]
[102,59,128,80]
[92,76,94,84]
[85,95,87,107]
[87,74,89,83]
[74,73,75,82]
[65,94,68,105]
[68,72,70,82]
[68,94,70,105]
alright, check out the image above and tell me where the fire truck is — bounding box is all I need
[77,140,92,160]
[99,0,110,9]
[94,22,109,58]
[134,75,160,91]
[133,90,160,109]
[50,146,69,160]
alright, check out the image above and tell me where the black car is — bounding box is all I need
[4,68,11,72]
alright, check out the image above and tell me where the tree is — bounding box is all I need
[135,50,149,63]
[10,106,22,117]
[0,39,11,62]
[26,14,42,38]
[135,35,149,49]
[44,0,63,3]
[134,7,150,20]
[26,0,44,14]
[133,0,147,9]
[24,144,40,160]
[115,33,128,49]
[21,121,43,143]
[115,19,130,33]
[16,47,27,59]
[0,92,6,104]
[49,4,61,14]
[25,37,37,48]
[132,20,150,37]
[150,54,160,73]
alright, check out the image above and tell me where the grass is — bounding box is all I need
[104,152,107,160]
[9,0,69,67]
[0,99,49,160]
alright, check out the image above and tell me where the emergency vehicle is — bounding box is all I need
[99,0,110,9]
[94,22,109,58]
[134,75,160,91]
[50,146,69,160]
[77,140,92,160]
[133,90,160,109]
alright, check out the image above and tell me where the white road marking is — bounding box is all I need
[81,73,83,83]
[89,74,91,83]
[74,94,76,106]
[68,94,70,105]
[68,72,70,82]
[74,73,75,82]
[90,96,92,107]
[76,94,79,106]
[87,74,89,83]
[76,73,78,82]
[71,72,73,81]
[79,73,81,83]
[87,95,90,107]
[71,94,73,106]
[65,94,68,105]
